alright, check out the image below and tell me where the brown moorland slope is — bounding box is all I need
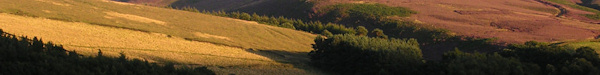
[125,0,600,44]
[312,0,600,44]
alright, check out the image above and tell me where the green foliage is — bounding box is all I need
[457,37,498,51]
[192,5,451,45]
[499,41,600,75]
[373,19,453,43]
[371,28,388,39]
[583,14,600,20]
[200,11,357,35]
[548,0,600,20]
[320,30,333,36]
[310,36,600,74]
[356,26,368,36]
[441,50,542,75]
[309,34,422,74]
[548,0,600,13]
[320,3,416,20]
[0,29,215,75]
[180,6,200,13]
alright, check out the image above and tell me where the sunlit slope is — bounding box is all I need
[0,13,326,74]
[0,13,276,66]
[0,0,316,52]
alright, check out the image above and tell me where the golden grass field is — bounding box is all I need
[0,0,316,52]
[0,0,326,74]
[0,13,325,74]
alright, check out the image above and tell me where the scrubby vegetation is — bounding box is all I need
[547,0,600,20]
[310,34,600,75]
[199,11,356,35]
[499,41,600,75]
[174,3,451,44]
[186,4,451,44]
[0,29,215,75]
[309,34,422,74]
[315,3,417,22]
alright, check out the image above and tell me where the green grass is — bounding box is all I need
[321,3,417,18]
[0,0,316,51]
[549,0,600,12]
[547,0,600,20]
[563,41,600,53]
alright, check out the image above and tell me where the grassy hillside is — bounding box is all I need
[0,13,325,74]
[0,0,323,74]
[0,0,316,52]
[0,29,215,75]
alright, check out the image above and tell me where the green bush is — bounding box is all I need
[0,29,215,75]
[309,34,422,74]
[499,41,600,75]
[441,50,541,75]
[356,26,368,36]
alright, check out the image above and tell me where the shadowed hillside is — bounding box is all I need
[119,0,313,19]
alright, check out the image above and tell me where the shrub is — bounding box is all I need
[356,26,368,36]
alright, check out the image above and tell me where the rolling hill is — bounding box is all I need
[0,0,325,74]
[124,0,600,44]
[310,0,600,43]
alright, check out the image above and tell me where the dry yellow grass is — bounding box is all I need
[0,0,317,52]
[104,11,167,25]
[35,0,72,6]
[194,32,232,41]
[0,13,325,74]
[0,0,324,74]
[0,13,274,66]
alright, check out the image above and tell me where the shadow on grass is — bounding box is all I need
[243,49,330,74]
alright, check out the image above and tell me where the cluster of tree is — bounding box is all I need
[499,41,600,75]
[171,4,454,44]
[310,34,600,75]
[315,3,417,22]
[309,34,422,74]
[0,29,215,75]
[314,3,500,52]
[200,11,359,35]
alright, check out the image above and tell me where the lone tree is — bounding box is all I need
[356,26,368,36]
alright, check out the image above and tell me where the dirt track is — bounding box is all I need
[535,0,569,17]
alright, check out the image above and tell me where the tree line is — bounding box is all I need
[0,29,215,75]
[311,34,600,75]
